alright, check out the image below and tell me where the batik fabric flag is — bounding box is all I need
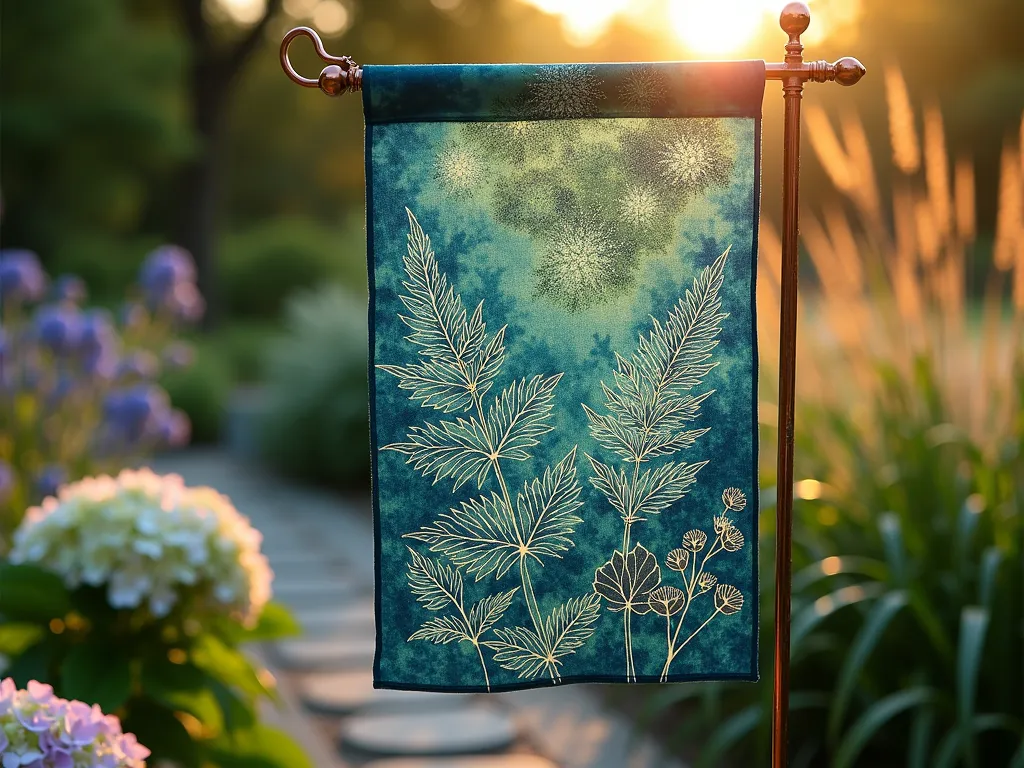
[365,60,765,691]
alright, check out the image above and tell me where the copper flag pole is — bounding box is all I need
[764,5,864,765]
[280,6,864,765]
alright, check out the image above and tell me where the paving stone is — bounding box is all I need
[274,635,376,671]
[340,708,517,757]
[272,579,362,609]
[362,757,556,768]
[299,670,472,716]
[294,601,376,637]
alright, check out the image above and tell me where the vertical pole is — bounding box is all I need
[773,4,809,766]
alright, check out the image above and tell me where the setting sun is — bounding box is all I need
[668,0,774,54]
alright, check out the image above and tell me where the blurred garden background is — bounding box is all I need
[1,0,1022,766]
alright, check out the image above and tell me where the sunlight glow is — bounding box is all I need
[668,0,773,54]
[519,0,635,46]
[216,0,267,25]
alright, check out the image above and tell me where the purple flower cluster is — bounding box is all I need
[0,247,200,513]
[139,246,205,322]
[0,678,149,767]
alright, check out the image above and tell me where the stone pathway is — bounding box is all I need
[153,449,684,768]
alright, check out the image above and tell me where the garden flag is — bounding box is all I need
[365,61,764,691]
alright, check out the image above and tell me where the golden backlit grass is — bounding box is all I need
[757,67,1024,470]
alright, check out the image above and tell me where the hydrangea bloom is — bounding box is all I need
[10,468,273,625]
[0,678,149,767]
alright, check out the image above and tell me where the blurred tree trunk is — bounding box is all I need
[176,0,281,327]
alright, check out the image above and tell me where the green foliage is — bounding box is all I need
[0,562,305,767]
[162,344,233,444]
[641,357,1024,766]
[260,283,369,489]
[219,217,366,320]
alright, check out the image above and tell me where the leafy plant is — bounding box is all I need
[382,209,601,688]
[585,249,749,681]
[0,246,200,543]
[636,71,1024,767]
[0,470,309,768]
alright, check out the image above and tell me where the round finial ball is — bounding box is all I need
[780,2,811,35]
[318,64,347,96]
[834,56,867,86]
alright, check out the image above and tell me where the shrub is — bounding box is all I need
[260,284,368,490]
[638,70,1024,767]
[219,216,366,320]
[0,245,201,541]
[161,343,233,445]
[0,469,309,767]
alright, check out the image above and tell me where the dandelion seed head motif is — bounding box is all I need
[721,526,745,552]
[536,218,623,312]
[649,586,686,616]
[722,487,747,512]
[622,185,659,228]
[665,548,689,573]
[697,572,718,593]
[714,584,744,615]
[660,134,714,188]
[682,529,708,553]
[528,65,604,119]
[619,66,669,112]
[434,143,483,198]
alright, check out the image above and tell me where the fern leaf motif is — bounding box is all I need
[487,374,562,461]
[384,417,492,490]
[409,615,472,644]
[406,547,464,610]
[542,593,603,661]
[404,447,584,579]
[585,248,730,462]
[485,626,550,679]
[380,209,506,412]
[517,447,584,562]
[404,492,522,580]
[467,588,520,637]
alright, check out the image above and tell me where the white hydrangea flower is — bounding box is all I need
[10,468,273,626]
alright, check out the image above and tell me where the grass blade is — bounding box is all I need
[833,687,935,768]
[907,706,935,768]
[934,714,1022,768]
[976,547,1001,609]
[828,590,909,744]
[791,582,884,649]
[956,606,991,768]
[696,705,761,768]
[877,513,907,586]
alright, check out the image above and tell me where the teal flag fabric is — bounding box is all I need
[365,61,765,691]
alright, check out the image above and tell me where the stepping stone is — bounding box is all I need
[294,600,375,636]
[300,670,471,716]
[272,579,361,609]
[363,758,555,768]
[340,708,517,757]
[274,635,375,671]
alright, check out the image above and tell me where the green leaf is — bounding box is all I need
[191,634,273,701]
[0,563,70,622]
[976,547,1001,609]
[790,582,884,649]
[5,640,55,686]
[466,588,519,638]
[791,556,889,592]
[833,687,935,768]
[211,724,314,768]
[122,700,200,768]
[907,706,935,768]
[486,373,561,461]
[956,606,990,767]
[235,602,302,642]
[877,513,907,585]
[0,622,44,656]
[405,547,464,610]
[828,590,909,744]
[142,658,223,734]
[61,641,131,712]
[934,714,1022,768]
[209,678,257,734]
[696,704,761,768]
